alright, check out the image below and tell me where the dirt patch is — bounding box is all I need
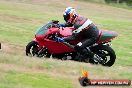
[0,42,25,55]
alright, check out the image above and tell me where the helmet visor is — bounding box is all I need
[63,14,70,22]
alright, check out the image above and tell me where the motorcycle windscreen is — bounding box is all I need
[35,22,53,36]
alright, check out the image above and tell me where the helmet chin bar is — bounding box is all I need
[69,14,77,24]
[63,14,70,22]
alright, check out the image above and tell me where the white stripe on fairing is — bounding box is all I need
[73,19,92,33]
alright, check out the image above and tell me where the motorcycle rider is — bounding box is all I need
[56,7,100,61]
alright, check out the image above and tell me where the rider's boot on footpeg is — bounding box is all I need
[74,46,90,61]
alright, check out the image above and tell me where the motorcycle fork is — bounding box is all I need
[37,46,46,56]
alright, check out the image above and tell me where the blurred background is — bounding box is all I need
[0,0,132,88]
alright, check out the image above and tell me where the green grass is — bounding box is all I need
[82,0,105,3]
[0,71,73,88]
[82,0,132,10]
[109,3,132,10]
[0,0,132,88]
[0,52,75,88]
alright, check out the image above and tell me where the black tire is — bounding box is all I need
[91,45,116,67]
[26,41,38,56]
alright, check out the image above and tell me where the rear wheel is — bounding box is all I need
[91,45,116,67]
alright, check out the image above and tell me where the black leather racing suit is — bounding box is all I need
[62,15,99,59]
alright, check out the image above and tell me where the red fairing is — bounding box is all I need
[43,39,75,54]
[59,27,73,37]
[33,38,43,49]
[34,27,75,54]
[33,38,75,54]
[45,28,59,37]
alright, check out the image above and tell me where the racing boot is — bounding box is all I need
[74,46,89,61]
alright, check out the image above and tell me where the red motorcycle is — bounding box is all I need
[26,20,118,67]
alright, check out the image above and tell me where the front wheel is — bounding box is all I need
[26,41,51,58]
[26,41,39,56]
[91,45,116,67]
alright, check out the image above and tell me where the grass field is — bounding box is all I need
[0,0,132,88]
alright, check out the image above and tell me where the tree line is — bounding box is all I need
[105,0,132,6]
